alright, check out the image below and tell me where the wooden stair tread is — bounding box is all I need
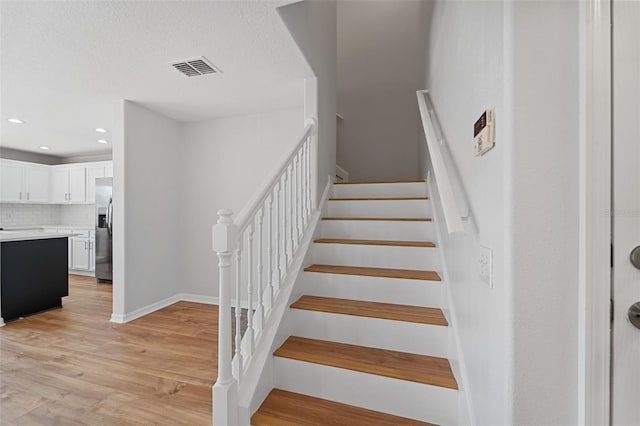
[315,238,436,248]
[329,196,429,201]
[274,337,458,389]
[291,295,448,326]
[334,180,425,185]
[322,217,432,222]
[304,264,441,281]
[252,389,434,426]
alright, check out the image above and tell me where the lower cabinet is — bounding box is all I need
[70,236,95,272]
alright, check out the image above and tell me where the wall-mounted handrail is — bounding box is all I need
[416,90,465,234]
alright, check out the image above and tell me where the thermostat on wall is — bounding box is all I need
[473,109,495,157]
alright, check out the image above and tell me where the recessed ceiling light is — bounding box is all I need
[95,128,107,133]
[39,146,50,150]
[8,118,25,124]
[97,139,109,144]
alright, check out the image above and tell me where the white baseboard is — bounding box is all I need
[69,270,95,277]
[110,293,181,324]
[179,293,219,305]
[109,293,255,324]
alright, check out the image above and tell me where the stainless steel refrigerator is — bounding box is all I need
[95,178,113,282]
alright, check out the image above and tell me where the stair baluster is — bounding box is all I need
[256,209,264,330]
[245,224,254,356]
[287,164,294,263]
[275,181,282,290]
[266,194,274,310]
[233,242,243,382]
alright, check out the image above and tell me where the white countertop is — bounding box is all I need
[0,225,93,231]
[0,230,80,242]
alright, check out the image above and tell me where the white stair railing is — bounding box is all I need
[212,120,315,425]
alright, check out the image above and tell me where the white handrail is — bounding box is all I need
[211,118,316,425]
[416,90,465,234]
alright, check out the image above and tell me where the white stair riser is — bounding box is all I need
[333,182,426,198]
[302,272,444,307]
[311,243,439,270]
[319,220,436,241]
[290,310,449,357]
[328,199,431,218]
[274,357,458,425]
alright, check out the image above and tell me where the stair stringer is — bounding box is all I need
[426,175,474,426]
[236,177,333,425]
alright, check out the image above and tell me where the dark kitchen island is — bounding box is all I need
[1,231,70,324]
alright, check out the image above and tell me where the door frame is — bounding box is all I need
[578,0,612,424]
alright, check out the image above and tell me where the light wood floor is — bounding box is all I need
[0,275,217,425]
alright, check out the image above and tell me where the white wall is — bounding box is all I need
[277,0,336,205]
[424,1,580,424]
[506,2,579,424]
[113,100,181,316]
[423,2,506,424]
[178,108,304,298]
[337,0,428,181]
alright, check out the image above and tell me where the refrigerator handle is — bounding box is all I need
[107,198,113,237]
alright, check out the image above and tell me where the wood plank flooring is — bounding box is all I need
[291,295,448,326]
[334,180,425,185]
[321,217,432,222]
[252,389,434,426]
[314,238,436,248]
[0,275,217,425]
[304,264,442,281]
[274,336,458,389]
[329,197,429,201]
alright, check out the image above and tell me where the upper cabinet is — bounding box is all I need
[0,159,50,203]
[86,163,111,203]
[0,159,112,204]
[50,165,87,203]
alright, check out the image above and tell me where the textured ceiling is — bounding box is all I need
[1,0,311,156]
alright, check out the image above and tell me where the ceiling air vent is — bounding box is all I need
[171,57,221,77]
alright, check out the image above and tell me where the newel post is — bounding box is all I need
[212,209,239,426]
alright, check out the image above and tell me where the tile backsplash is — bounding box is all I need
[0,203,60,226]
[59,205,94,226]
[0,203,95,227]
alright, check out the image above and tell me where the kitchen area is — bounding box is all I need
[0,157,113,323]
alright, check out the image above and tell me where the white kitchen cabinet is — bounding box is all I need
[50,166,86,203]
[86,164,107,203]
[24,164,49,202]
[0,160,49,203]
[68,229,95,272]
[69,166,86,203]
[72,237,91,270]
[105,164,113,178]
[0,160,23,202]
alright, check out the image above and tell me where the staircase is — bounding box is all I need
[252,180,459,425]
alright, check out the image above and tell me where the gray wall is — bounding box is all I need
[337,0,428,181]
[178,108,303,298]
[278,0,337,202]
[0,147,111,165]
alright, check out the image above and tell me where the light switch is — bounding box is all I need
[478,245,493,288]
[473,109,495,156]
